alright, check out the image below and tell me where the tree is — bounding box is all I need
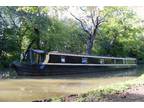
[96,7,143,57]
[16,6,51,60]
[69,6,104,55]
[0,7,21,67]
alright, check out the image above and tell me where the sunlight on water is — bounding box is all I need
[0,66,143,102]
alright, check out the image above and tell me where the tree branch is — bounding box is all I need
[6,7,18,29]
[70,12,91,36]
[90,11,96,27]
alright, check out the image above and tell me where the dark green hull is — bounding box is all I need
[12,62,137,76]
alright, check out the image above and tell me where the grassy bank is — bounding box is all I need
[45,74,144,102]
[76,75,144,102]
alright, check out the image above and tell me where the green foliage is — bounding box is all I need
[95,6,143,58]
[0,6,144,67]
[43,18,86,53]
[0,6,86,67]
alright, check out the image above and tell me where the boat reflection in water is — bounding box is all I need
[11,49,137,76]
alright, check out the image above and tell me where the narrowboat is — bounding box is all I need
[11,49,137,76]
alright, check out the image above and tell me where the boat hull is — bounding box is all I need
[11,63,137,76]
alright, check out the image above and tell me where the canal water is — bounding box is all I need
[0,65,144,102]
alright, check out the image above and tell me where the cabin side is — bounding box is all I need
[45,53,137,65]
[24,49,136,65]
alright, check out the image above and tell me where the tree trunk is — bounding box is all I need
[34,27,40,49]
[86,37,94,55]
[36,37,40,49]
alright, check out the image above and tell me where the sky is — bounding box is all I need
[48,6,144,20]
[131,6,144,19]
[1,0,144,6]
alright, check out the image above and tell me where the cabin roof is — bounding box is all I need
[48,52,136,60]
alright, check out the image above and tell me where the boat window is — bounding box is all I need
[31,53,46,64]
[65,56,82,63]
[49,55,61,63]
[116,59,123,64]
[105,59,113,64]
[100,59,104,64]
[39,54,46,64]
[127,60,136,64]
[88,58,99,64]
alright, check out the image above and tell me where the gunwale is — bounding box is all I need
[42,63,137,66]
